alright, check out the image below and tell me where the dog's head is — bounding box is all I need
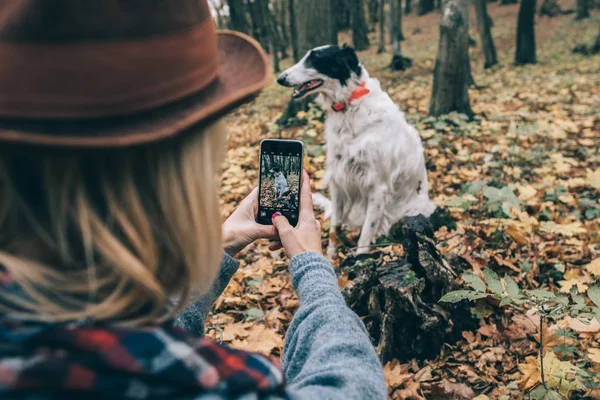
[269,168,281,177]
[277,45,362,100]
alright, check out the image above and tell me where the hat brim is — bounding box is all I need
[0,31,271,148]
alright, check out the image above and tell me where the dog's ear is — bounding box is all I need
[340,45,361,77]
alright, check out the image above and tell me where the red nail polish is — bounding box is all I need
[272,212,281,219]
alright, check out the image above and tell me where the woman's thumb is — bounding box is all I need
[272,212,292,236]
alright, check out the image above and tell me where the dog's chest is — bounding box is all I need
[324,116,370,189]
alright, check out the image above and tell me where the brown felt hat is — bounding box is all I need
[0,0,270,147]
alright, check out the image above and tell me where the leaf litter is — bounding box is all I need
[207,3,599,399]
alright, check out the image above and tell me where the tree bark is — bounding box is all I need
[351,0,371,50]
[279,0,334,125]
[378,0,386,53]
[576,0,590,19]
[405,0,412,14]
[429,0,473,116]
[389,0,411,69]
[418,0,435,15]
[228,0,250,34]
[276,0,290,59]
[334,0,352,31]
[339,215,476,363]
[475,0,498,68]
[515,0,537,65]
[248,0,270,52]
[500,0,518,5]
[369,0,379,31]
[389,0,405,44]
[330,0,340,45]
[288,0,300,62]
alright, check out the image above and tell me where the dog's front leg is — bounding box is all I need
[356,186,387,254]
[326,187,344,259]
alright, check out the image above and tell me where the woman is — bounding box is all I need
[0,1,386,399]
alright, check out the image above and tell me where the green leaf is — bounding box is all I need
[521,260,533,273]
[243,308,264,321]
[587,284,600,308]
[529,386,562,400]
[504,275,520,297]
[556,294,569,305]
[499,297,513,307]
[439,290,476,303]
[444,196,476,210]
[526,290,556,299]
[483,267,503,294]
[571,285,585,305]
[462,272,486,293]
[467,292,489,301]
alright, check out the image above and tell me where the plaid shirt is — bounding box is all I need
[0,270,285,399]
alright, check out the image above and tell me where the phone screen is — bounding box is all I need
[257,139,304,226]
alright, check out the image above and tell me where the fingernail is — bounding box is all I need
[272,212,281,219]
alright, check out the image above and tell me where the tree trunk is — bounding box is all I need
[429,0,473,116]
[228,0,250,34]
[339,215,476,363]
[248,0,270,52]
[576,0,590,19]
[276,0,290,59]
[389,0,412,69]
[389,0,405,44]
[279,0,334,125]
[515,0,537,65]
[369,0,379,31]
[330,0,340,45]
[500,0,518,5]
[351,0,371,50]
[593,29,600,54]
[378,0,386,53]
[334,0,352,31]
[475,0,498,68]
[289,0,300,62]
[405,0,412,14]
[418,0,435,15]
[261,0,282,72]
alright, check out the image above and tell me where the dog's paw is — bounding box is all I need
[355,246,368,255]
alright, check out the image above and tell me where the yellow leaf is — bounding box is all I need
[539,221,586,237]
[542,351,585,396]
[587,169,600,189]
[473,396,490,400]
[586,259,600,277]
[558,279,588,294]
[589,348,600,364]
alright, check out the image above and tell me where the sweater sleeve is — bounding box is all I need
[280,251,387,400]
[173,252,240,337]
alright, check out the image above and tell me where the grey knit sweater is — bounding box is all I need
[175,251,387,400]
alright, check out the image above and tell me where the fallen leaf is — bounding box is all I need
[539,221,587,237]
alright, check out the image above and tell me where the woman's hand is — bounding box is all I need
[270,170,322,258]
[223,188,277,257]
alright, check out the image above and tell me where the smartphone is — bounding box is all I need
[257,139,304,226]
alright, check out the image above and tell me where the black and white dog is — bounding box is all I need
[278,45,436,257]
[269,168,290,198]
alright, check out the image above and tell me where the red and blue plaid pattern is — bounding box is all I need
[0,266,285,399]
[0,318,285,398]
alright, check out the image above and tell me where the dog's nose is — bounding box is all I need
[277,74,288,86]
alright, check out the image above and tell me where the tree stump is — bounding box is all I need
[339,215,476,363]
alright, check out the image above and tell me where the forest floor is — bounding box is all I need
[209,3,600,399]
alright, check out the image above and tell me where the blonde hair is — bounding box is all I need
[0,120,227,325]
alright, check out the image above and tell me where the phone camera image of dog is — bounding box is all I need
[260,155,302,209]
[278,44,436,257]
